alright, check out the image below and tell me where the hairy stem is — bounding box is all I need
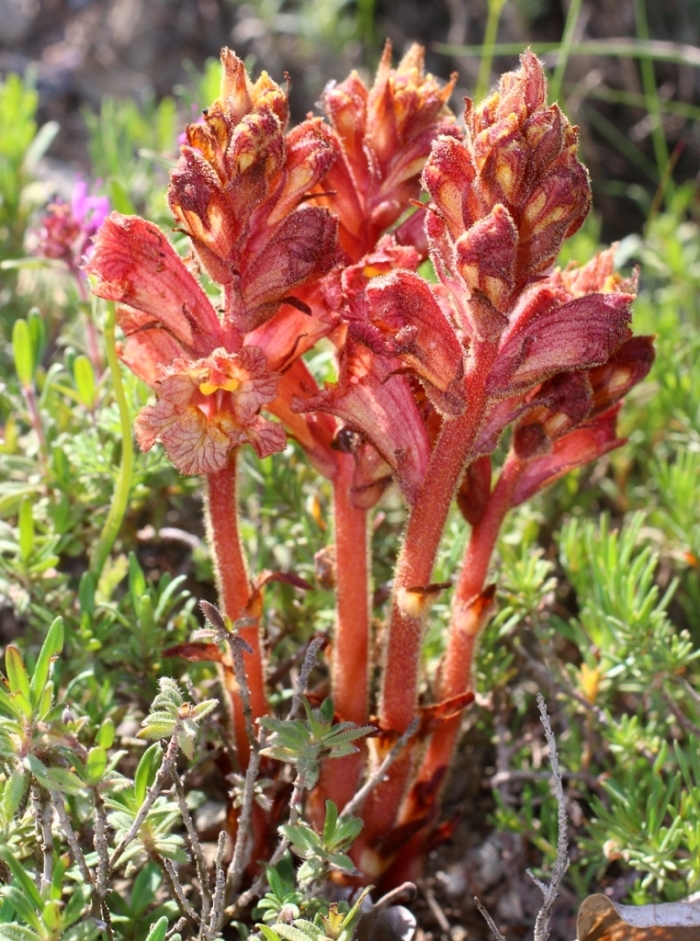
[414,453,523,795]
[358,343,497,861]
[379,343,497,735]
[332,454,371,725]
[322,454,371,809]
[205,453,267,766]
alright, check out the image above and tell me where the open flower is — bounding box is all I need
[135,347,286,475]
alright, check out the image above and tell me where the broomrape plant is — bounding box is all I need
[82,45,654,890]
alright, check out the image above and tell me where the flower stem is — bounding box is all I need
[91,301,133,580]
[205,454,268,766]
[379,343,497,735]
[375,453,524,887]
[321,453,371,810]
[332,454,370,725]
[356,344,497,858]
[416,452,524,791]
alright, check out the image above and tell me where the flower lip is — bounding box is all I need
[135,347,287,476]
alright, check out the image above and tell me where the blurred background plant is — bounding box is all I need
[1,1,700,939]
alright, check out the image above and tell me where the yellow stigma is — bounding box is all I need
[199,377,241,395]
[363,264,388,279]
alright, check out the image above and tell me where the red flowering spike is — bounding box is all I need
[319,41,458,261]
[135,347,286,475]
[168,49,340,331]
[423,51,591,338]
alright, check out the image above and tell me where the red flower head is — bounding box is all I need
[423,50,591,339]
[169,48,341,332]
[317,42,459,261]
[86,214,286,475]
[86,51,345,476]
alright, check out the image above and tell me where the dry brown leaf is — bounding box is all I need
[577,893,700,940]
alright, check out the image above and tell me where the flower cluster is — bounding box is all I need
[86,47,654,885]
[87,51,343,475]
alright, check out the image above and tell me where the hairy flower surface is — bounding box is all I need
[423,50,591,339]
[317,42,458,261]
[135,348,286,475]
[86,51,351,476]
[169,48,340,331]
[87,213,292,474]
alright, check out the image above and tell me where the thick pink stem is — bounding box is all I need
[355,342,499,866]
[319,453,371,811]
[381,454,525,888]
[206,453,268,768]
[416,452,524,793]
[379,341,498,734]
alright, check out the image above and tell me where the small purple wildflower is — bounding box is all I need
[35,179,110,278]
[71,180,110,240]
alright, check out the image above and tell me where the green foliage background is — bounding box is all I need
[2,1,700,937]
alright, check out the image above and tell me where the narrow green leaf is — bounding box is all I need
[128,552,147,600]
[85,747,108,784]
[79,571,96,617]
[108,178,137,216]
[0,886,42,931]
[0,685,24,719]
[138,593,155,637]
[2,769,28,820]
[45,767,85,796]
[61,885,92,930]
[191,699,217,721]
[257,926,282,941]
[29,617,64,706]
[51,447,71,487]
[42,899,62,932]
[97,717,115,749]
[63,921,101,941]
[130,862,161,916]
[36,683,53,721]
[0,922,42,941]
[5,646,30,700]
[23,120,60,173]
[26,309,47,368]
[12,319,33,386]
[322,800,338,845]
[134,742,163,805]
[73,355,96,409]
[138,722,176,740]
[25,754,52,788]
[18,499,34,564]
[0,847,42,907]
